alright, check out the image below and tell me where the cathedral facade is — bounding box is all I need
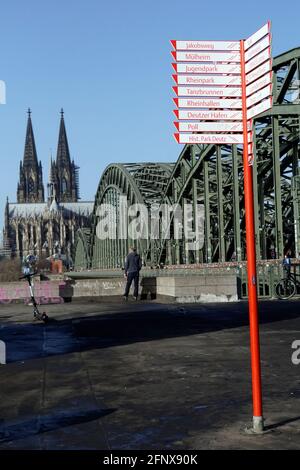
[3,110,93,262]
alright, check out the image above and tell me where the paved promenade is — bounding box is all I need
[0,299,299,449]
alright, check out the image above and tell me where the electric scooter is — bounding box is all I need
[20,254,49,323]
[19,271,48,323]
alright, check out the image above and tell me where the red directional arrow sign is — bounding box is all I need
[246,84,272,108]
[173,85,242,98]
[174,133,244,144]
[247,97,272,119]
[246,72,272,96]
[245,35,271,62]
[174,121,243,132]
[173,97,242,109]
[246,60,272,85]
[173,63,241,74]
[171,39,240,51]
[173,74,242,86]
[172,50,241,63]
[244,21,271,50]
[245,48,271,74]
[173,109,243,121]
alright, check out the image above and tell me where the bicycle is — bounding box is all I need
[275,269,300,300]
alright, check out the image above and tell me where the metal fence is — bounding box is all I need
[238,261,300,299]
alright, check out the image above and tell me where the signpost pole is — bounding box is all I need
[172,26,272,432]
[240,39,264,433]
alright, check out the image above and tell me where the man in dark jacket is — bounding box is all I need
[123,247,142,300]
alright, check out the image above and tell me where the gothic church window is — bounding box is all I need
[62,177,68,194]
[28,177,35,194]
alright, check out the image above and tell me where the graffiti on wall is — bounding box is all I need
[0,281,65,305]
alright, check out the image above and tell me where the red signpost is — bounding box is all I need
[171,22,273,433]
[240,38,263,431]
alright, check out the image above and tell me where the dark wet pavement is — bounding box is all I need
[0,300,300,449]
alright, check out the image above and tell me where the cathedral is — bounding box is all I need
[3,109,94,262]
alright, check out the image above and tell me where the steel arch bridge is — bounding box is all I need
[74,47,300,270]
[86,162,175,269]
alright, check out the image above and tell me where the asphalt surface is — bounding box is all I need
[0,299,299,450]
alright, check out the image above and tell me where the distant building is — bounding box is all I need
[0,232,10,260]
[3,109,93,260]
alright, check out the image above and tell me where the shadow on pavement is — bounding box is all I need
[0,406,116,444]
[264,415,300,431]
[1,300,300,363]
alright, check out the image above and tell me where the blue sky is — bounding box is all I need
[1,0,300,231]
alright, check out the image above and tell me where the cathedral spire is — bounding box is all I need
[56,108,71,167]
[17,109,44,203]
[23,108,39,168]
[53,109,79,202]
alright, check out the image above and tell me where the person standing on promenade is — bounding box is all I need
[123,247,142,300]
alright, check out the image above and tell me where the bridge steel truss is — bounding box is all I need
[74,48,300,270]
[84,163,174,269]
[156,47,300,266]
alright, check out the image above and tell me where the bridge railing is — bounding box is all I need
[238,260,300,299]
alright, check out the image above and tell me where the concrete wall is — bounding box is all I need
[64,274,238,303]
[0,280,65,304]
[0,274,238,304]
[155,275,238,303]
[62,278,125,299]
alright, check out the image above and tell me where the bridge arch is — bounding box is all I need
[75,163,174,269]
